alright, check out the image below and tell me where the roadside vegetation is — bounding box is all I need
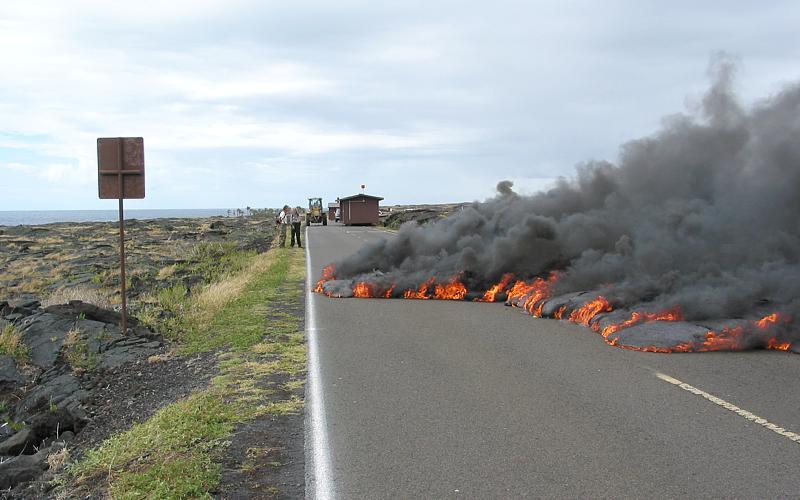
[0,322,30,363]
[62,243,306,498]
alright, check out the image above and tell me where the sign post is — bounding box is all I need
[97,137,145,333]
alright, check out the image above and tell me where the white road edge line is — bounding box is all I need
[305,227,335,499]
[655,372,800,444]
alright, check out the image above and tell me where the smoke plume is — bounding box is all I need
[322,58,800,352]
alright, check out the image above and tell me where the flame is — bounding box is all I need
[507,280,535,302]
[353,282,376,298]
[314,264,337,294]
[507,272,560,318]
[434,277,468,300]
[669,312,792,353]
[404,278,435,299]
[401,275,468,300]
[601,306,684,339]
[671,326,747,352]
[756,313,780,329]
[759,313,792,351]
[319,261,795,355]
[476,273,515,302]
[568,296,613,328]
[767,339,791,351]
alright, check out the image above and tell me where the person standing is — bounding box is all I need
[277,205,290,247]
[290,207,303,248]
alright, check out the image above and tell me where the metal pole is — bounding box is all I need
[117,144,128,334]
[119,196,127,333]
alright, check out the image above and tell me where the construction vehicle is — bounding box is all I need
[307,197,327,226]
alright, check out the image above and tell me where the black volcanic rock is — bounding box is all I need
[606,321,711,349]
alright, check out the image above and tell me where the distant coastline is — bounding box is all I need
[0,208,238,226]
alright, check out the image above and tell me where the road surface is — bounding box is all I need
[305,225,800,498]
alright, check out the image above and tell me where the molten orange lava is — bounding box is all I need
[507,272,560,318]
[758,313,792,351]
[767,338,791,351]
[476,273,515,302]
[601,307,684,339]
[404,278,435,299]
[353,282,376,298]
[507,280,535,302]
[314,264,337,294]
[568,296,613,328]
[670,312,792,352]
[673,327,746,352]
[317,262,795,355]
[756,313,780,329]
[434,277,468,300]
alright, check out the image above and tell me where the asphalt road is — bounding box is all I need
[305,225,800,499]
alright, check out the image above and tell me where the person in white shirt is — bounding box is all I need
[276,205,290,247]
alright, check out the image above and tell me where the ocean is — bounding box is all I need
[0,209,236,226]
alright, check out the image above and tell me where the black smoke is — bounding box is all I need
[323,58,800,349]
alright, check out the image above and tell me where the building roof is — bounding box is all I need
[328,202,339,208]
[340,193,384,202]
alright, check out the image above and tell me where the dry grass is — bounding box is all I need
[63,328,80,349]
[42,286,112,308]
[191,251,276,323]
[156,264,178,280]
[47,447,70,472]
[5,260,41,277]
[147,348,180,364]
[23,236,65,247]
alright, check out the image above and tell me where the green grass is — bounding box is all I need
[63,328,99,373]
[135,244,269,343]
[182,242,256,286]
[156,284,188,313]
[70,391,236,498]
[67,246,307,498]
[183,250,295,353]
[0,323,30,364]
[110,454,220,500]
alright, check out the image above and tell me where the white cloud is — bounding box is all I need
[3,163,33,173]
[1,0,800,209]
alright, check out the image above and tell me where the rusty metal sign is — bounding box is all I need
[97,137,146,334]
[97,137,145,199]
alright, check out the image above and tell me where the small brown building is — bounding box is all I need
[340,194,384,225]
[328,202,339,221]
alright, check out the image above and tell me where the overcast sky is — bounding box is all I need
[1,1,799,210]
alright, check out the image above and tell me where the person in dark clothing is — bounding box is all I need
[290,207,302,248]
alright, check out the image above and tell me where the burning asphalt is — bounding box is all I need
[315,59,800,354]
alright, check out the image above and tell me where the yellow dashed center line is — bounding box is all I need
[656,372,800,444]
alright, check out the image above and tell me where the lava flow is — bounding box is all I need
[402,276,468,300]
[476,273,515,302]
[403,278,435,299]
[601,307,684,339]
[506,272,560,317]
[568,296,613,327]
[671,313,793,352]
[314,264,336,293]
[313,262,794,354]
[434,277,468,300]
[352,282,376,298]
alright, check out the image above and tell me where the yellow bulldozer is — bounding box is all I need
[307,197,327,226]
